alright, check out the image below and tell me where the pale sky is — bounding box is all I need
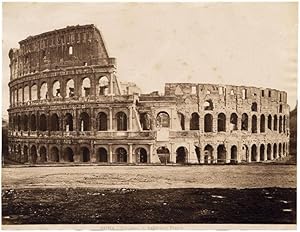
[2,2,298,118]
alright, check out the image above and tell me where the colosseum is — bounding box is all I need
[7,24,290,165]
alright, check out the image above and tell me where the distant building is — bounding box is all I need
[7,24,290,164]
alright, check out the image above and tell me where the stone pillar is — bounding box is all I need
[109,107,113,131]
[225,144,230,164]
[129,106,133,131]
[128,143,133,163]
[149,144,153,163]
[91,142,96,162]
[108,143,113,163]
[29,82,32,101]
[186,115,190,131]
[60,79,66,99]
[263,145,267,161]
[74,146,80,162]
[257,115,260,134]
[213,114,217,133]
[74,109,77,132]
[256,144,260,162]
[110,73,114,95]
[90,74,96,97]
[212,145,217,164]
[199,143,204,164]
[170,142,176,163]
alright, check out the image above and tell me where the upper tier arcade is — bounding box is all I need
[8,24,116,80]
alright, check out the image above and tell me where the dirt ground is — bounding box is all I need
[2,187,296,224]
[2,164,296,225]
[2,164,296,189]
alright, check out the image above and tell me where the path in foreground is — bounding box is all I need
[2,164,296,189]
[2,187,296,224]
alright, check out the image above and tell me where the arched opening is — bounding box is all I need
[230,146,237,164]
[66,79,75,98]
[283,143,286,156]
[52,80,61,97]
[156,112,170,128]
[251,144,257,161]
[17,115,21,131]
[260,144,265,161]
[190,113,199,130]
[260,115,265,133]
[40,82,48,100]
[203,100,213,110]
[65,113,73,131]
[283,116,286,132]
[217,113,226,132]
[98,76,109,96]
[217,145,226,163]
[30,114,36,131]
[64,147,74,162]
[97,112,108,131]
[230,113,238,131]
[50,113,60,131]
[267,144,272,160]
[140,113,151,130]
[23,145,28,163]
[241,144,249,162]
[178,113,185,130]
[50,147,59,162]
[81,77,91,97]
[97,148,108,162]
[39,114,47,131]
[273,115,278,131]
[24,85,29,102]
[241,113,248,131]
[204,114,213,132]
[279,143,282,157]
[136,148,148,163]
[176,146,188,164]
[273,143,277,159]
[251,102,257,112]
[79,112,90,131]
[252,115,257,133]
[30,145,37,164]
[279,116,283,133]
[157,147,170,164]
[80,147,90,162]
[116,147,127,163]
[204,145,213,164]
[23,115,28,131]
[116,112,127,131]
[268,115,272,130]
[39,146,47,162]
[31,84,38,101]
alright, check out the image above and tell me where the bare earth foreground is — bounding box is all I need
[2,164,296,225]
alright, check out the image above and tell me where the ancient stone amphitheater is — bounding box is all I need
[7,24,290,165]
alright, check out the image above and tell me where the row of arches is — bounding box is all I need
[10,142,287,164]
[11,111,128,132]
[10,110,288,134]
[202,142,288,164]
[11,76,111,105]
[12,145,149,164]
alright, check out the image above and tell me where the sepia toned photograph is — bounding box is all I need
[1,2,297,230]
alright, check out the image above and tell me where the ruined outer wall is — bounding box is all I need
[7,25,290,165]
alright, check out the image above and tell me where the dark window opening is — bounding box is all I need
[190,113,199,130]
[217,113,226,132]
